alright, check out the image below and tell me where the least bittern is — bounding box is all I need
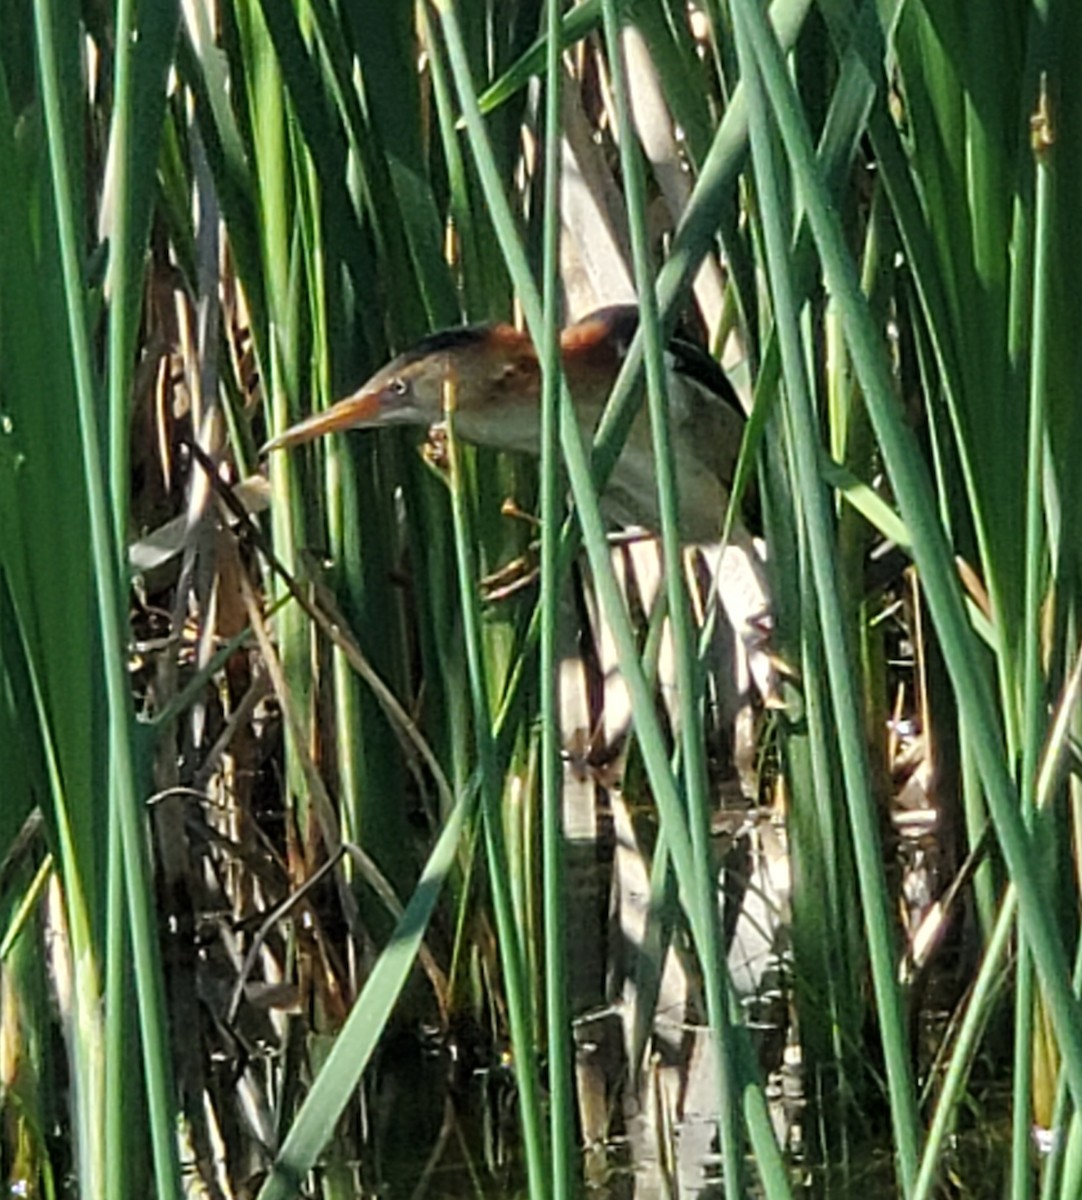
[264,305,754,544]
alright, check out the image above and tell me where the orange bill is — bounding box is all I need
[262,390,384,454]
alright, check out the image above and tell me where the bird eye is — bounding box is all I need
[390,377,410,397]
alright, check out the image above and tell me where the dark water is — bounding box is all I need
[361,1031,1014,1200]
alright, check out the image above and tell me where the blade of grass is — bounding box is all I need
[33,0,182,1193]
[1012,59,1057,1200]
[0,51,108,1196]
[101,1,178,1194]
[600,3,744,1193]
[540,2,573,1195]
[443,366,549,1195]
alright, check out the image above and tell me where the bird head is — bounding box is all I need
[262,322,542,453]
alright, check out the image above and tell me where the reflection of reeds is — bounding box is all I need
[3,1,1080,1197]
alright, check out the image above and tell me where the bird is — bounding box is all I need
[263,305,756,546]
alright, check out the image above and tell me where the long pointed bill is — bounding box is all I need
[262,390,384,454]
